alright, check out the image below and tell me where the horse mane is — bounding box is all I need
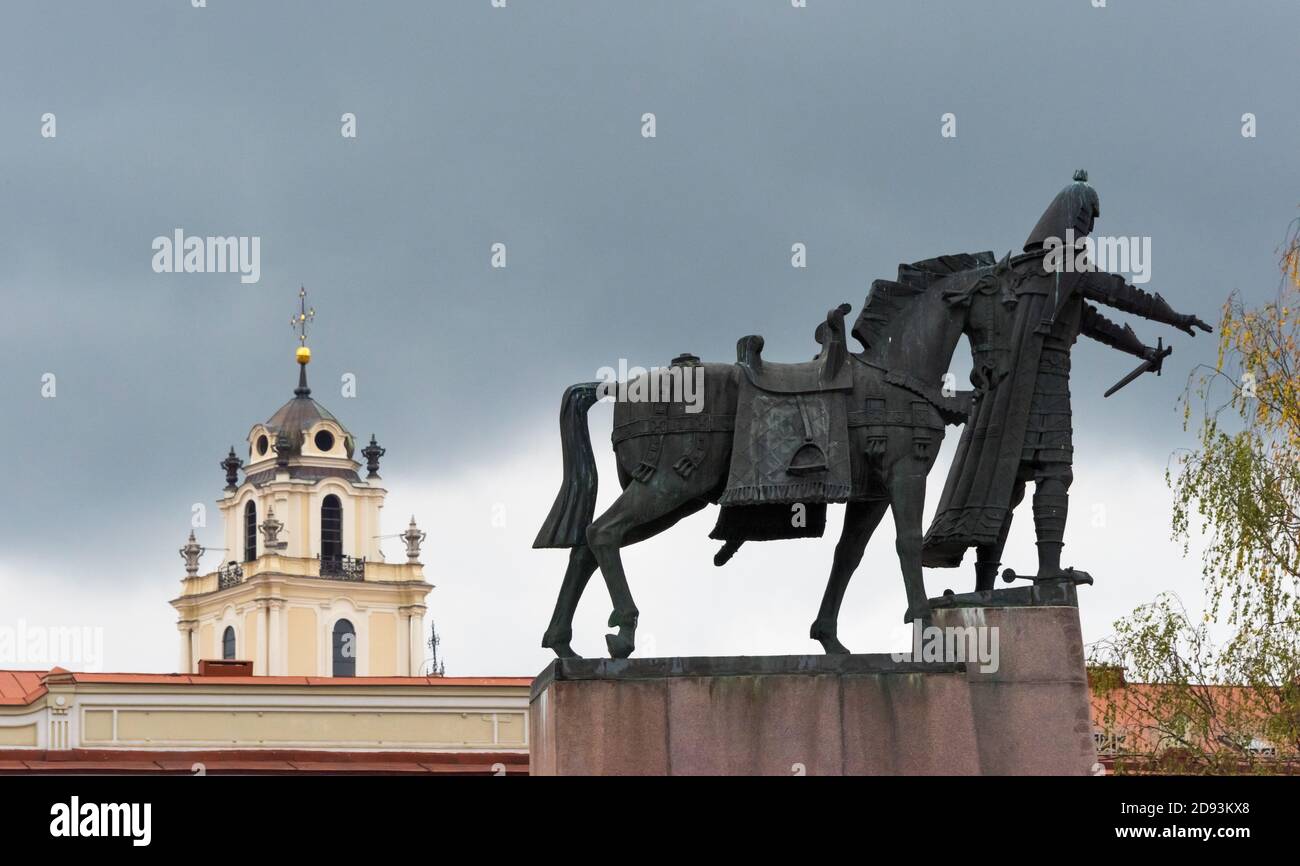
[851,251,996,350]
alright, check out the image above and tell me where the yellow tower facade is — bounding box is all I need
[172,291,433,677]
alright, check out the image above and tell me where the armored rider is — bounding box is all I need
[922,171,1212,588]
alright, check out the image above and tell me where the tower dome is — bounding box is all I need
[243,302,357,486]
[245,364,357,475]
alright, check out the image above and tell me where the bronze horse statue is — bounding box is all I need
[534,252,1019,659]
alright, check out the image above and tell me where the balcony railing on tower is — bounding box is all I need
[318,554,366,582]
[217,562,244,590]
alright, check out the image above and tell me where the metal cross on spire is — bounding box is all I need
[290,287,315,394]
[291,286,315,346]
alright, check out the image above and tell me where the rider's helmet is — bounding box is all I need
[1024,169,1100,252]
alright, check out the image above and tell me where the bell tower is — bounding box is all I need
[172,289,433,677]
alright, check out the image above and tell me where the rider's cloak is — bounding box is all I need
[921,257,1084,567]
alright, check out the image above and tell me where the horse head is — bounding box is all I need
[945,252,1019,394]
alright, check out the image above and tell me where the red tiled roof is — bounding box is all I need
[69,673,533,687]
[0,669,532,706]
[0,670,47,706]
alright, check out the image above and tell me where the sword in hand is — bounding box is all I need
[1104,337,1172,398]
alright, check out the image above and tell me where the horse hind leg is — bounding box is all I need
[541,544,598,658]
[585,480,709,659]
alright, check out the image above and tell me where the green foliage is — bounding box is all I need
[1090,220,1300,774]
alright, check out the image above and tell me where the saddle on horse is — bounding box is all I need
[718,304,855,512]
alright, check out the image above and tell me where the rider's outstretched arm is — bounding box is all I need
[1080,272,1212,337]
[1080,304,1159,360]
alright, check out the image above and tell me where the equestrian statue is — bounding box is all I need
[533,171,1211,659]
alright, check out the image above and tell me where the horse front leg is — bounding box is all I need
[541,544,598,658]
[811,499,889,654]
[889,470,933,625]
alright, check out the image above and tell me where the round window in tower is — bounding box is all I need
[256,434,269,456]
[314,430,336,452]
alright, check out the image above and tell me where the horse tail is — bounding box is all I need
[533,382,602,549]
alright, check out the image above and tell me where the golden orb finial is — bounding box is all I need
[296,345,312,365]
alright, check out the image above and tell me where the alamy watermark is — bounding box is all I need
[0,619,104,671]
[595,359,705,414]
[891,621,999,673]
[50,797,151,847]
[151,228,261,284]
[1043,228,1151,284]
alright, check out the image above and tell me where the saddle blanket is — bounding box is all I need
[719,377,852,506]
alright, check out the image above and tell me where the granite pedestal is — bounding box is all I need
[529,579,1097,775]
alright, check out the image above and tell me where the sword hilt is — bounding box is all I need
[1151,336,1171,375]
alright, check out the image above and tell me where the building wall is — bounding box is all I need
[173,560,429,676]
[243,609,258,661]
[0,676,531,754]
[198,624,214,664]
[369,612,397,677]
[287,607,317,675]
[0,724,38,746]
[218,470,387,564]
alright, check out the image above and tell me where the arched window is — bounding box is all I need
[243,501,257,562]
[321,494,343,564]
[332,619,356,677]
[222,626,236,660]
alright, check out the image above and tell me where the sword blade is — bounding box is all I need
[1104,344,1171,398]
[1103,362,1149,398]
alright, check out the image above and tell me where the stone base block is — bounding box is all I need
[529,581,1098,775]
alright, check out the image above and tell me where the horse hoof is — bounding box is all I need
[542,632,581,659]
[810,622,850,654]
[819,637,851,655]
[548,642,580,659]
[903,606,933,627]
[605,633,635,659]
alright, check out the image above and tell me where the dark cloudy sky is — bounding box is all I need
[2,0,1297,674]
